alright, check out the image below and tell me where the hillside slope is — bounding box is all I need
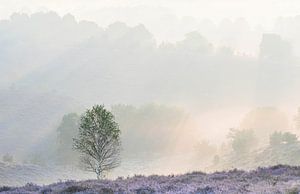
[2,165,300,193]
[0,88,81,159]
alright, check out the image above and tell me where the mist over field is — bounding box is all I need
[2,1,300,191]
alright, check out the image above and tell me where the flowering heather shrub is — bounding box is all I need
[0,187,10,192]
[61,185,88,193]
[2,165,300,193]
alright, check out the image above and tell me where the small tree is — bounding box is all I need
[228,128,256,155]
[57,113,80,164]
[270,131,298,146]
[73,105,121,179]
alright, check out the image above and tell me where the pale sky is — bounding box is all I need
[1,0,300,26]
[1,0,300,47]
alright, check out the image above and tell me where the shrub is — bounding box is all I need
[62,185,87,193]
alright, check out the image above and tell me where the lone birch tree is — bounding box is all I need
[73,105,121,179]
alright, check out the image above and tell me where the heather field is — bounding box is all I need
[1,165,300,194]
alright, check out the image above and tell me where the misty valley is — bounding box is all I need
[1,6,300,193]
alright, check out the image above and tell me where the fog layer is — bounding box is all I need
[1,10,300,183]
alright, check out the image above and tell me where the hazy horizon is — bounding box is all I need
[2,0,300,186]
[1,0,300,45]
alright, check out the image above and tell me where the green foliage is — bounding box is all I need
[73,105,121,179]
[269,131,298,146]
[286,187,299,194]
[228,128,256,155]
[242,131,300,168]
[56,113,80,164]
